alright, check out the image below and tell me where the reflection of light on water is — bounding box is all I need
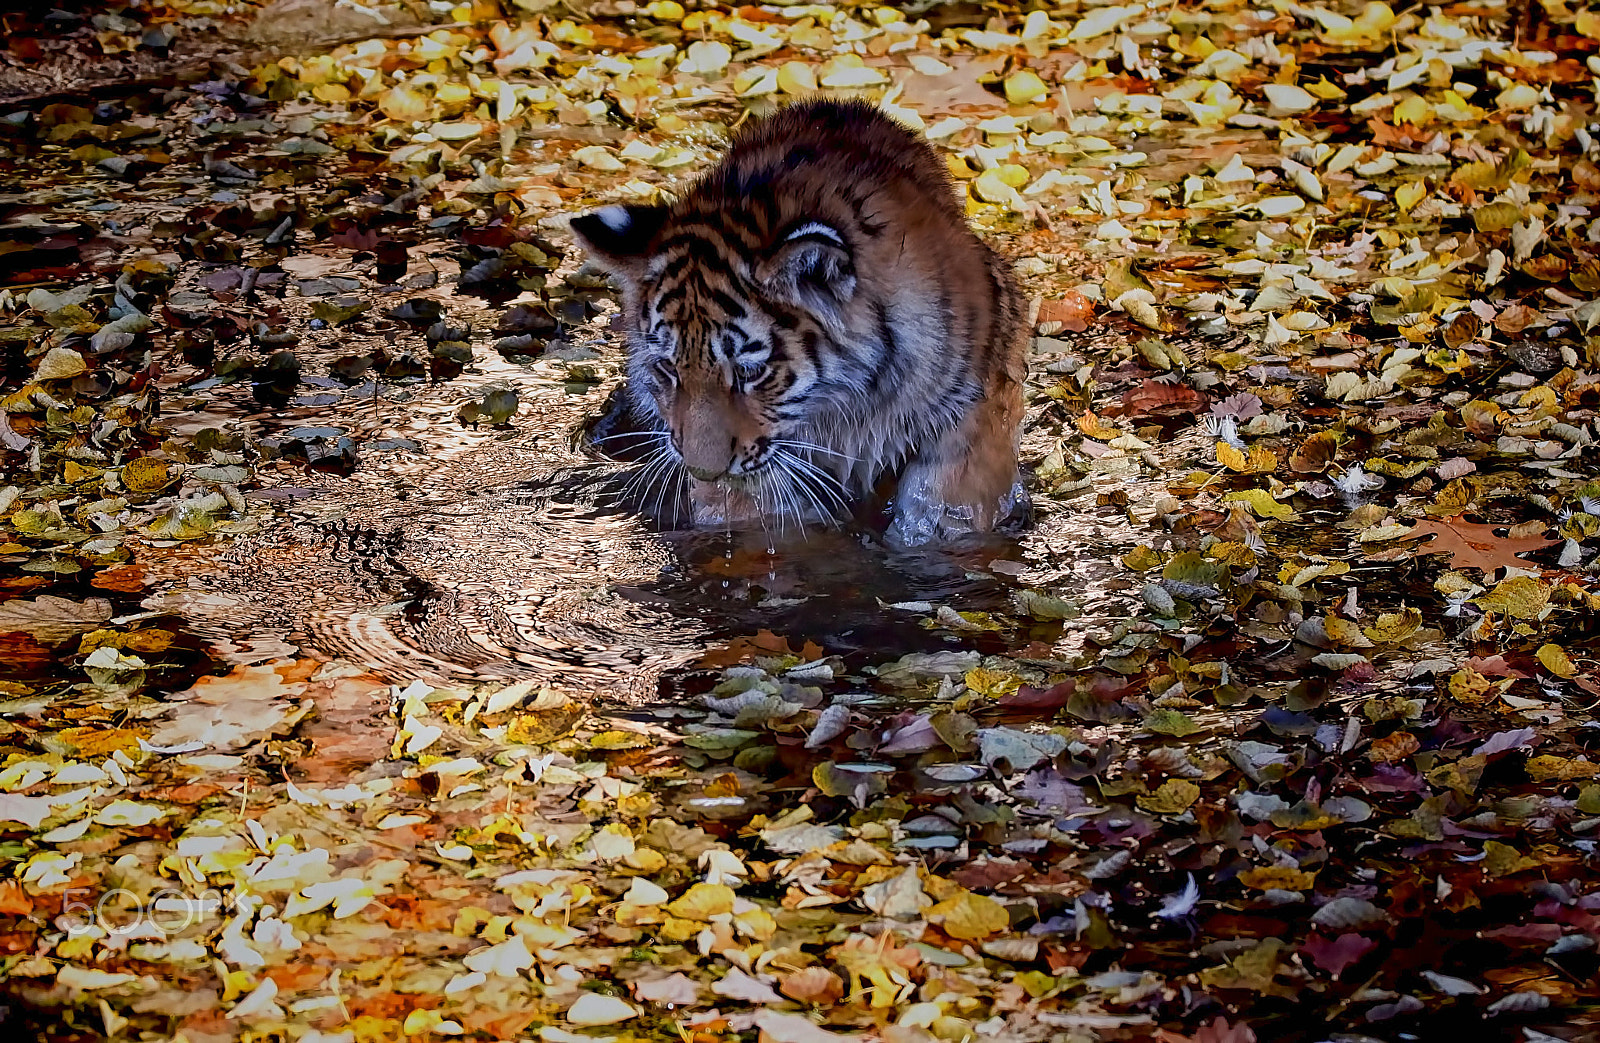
[140,297,1181,705]
[141,418,1050,702]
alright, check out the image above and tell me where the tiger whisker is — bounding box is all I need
[620,447,676,504]
[755,465,797,539]
[787,474,831,529]
[618,450,664,496]
[641,455,684,525]
[774,470,810,541]
[776,450,848,516]
[787,468,845,522]
[772,439,858,463]
[772,452,843,531]
[593,431,671,445]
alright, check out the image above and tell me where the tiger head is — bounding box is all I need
[569,202,860,492]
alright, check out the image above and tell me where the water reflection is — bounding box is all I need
[142,422,1078,702]
[141,288,1154,704]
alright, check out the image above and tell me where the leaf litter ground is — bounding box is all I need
[3,1,1600,1041]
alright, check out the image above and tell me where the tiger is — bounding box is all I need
[568,98,1029,546]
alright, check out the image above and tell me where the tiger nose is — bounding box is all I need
[685,463,726,482]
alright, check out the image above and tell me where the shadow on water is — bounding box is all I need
[134,271,1154,711]
[141,435,1059,704]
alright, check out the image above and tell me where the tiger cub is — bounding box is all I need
[569,98,1029,546]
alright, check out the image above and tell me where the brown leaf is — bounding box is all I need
[779,966,844,1005]
[1109,380,1208,420]
[1369,731,1419,763]
[1036,291,1096,333]
[1289,430,1338,473]
[1397,518,1556,572]
[695,629,825,668]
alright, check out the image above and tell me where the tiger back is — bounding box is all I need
[569,98,1029,545]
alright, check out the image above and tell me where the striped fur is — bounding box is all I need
[569,99,1028,545]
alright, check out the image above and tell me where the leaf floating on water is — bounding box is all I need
[0,595,113,643]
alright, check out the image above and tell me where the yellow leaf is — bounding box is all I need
[1447,667,1498,707]
[1394,180,1426,212]
[964,666,1022,699]
[1076,411,1121,440]
[1324,616,1374,649]
[1527,755,1600,782]
[1368,730,1419,763]
[1222,488,1294,520]
[1482,840,1540,878]
[927,891,1010,941]
[1305,77,1346,100]
[678,40,732,77]
[1137,779,1200,814]
[1004,70,1049,105]
[121,457,173,494]
[377,84,432,122]
[1537,643,1578,679]
[1393,94,1432,126]
[971,168,1024,209]
[776,61,816,95]
[1426,478,1473,517]
[1362,608,1422,644]
[1123,545,1163,571]
[818,55,886,88]
[55,727,144,758]
[995,164,1030,189]
[1215,441,1276,473]
[1237,866,1315,891]
[664,882,735,921]
[1475,576,1549,620]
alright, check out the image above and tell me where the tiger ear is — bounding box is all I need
[759,222,856,320]
[568,204,669,281]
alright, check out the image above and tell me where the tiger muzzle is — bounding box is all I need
[685,462,727,482]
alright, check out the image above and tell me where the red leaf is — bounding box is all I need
[1300,932,1377,978]
[999,681,1074,711]
[1480,923,1563,945]
[1108,379,1208,420]
[1189,1017,1258,1043]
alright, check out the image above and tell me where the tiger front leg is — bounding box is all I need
[885,386,1026,546]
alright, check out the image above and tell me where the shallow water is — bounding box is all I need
[139,328,1159,705]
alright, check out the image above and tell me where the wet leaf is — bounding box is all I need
[927,890,1009,941]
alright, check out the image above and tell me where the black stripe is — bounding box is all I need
[655,230,727,259]
[654,279,691,313]
[709,288,746,319]
[866,300,897,397]
[799,328,821,368]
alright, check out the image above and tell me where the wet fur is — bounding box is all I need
[569,99,1028,545]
